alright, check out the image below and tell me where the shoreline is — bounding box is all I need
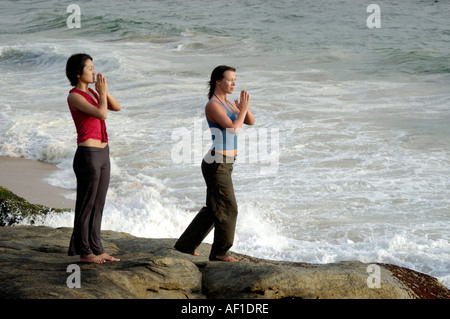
[0,156,75,210]
[1,157,449,291]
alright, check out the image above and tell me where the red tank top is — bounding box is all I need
[68,88,108,144]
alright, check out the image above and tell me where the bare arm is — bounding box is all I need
[68,73,120,119]
[106,92,121,111]
[236,99,255,125]
[206,90,251,134]
[68,90,108,120]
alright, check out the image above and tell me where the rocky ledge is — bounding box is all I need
[1,186,449,299]
[0,225,449,299]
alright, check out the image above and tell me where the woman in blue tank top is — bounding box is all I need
[205,66,255,158]
[175,65,255,262]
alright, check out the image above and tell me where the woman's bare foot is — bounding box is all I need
[98,253,120,262]
[174,245,199,256]
[80,254,106,264]
[221,256,238,262]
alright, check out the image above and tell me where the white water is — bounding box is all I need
[0,0,449,287]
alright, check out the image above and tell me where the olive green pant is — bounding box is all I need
[175,151,237,260]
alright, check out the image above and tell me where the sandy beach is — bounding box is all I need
[0,156,75,210]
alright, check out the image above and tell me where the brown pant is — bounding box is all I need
[175,151,238,260]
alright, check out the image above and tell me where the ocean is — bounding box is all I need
[0,0,449,288]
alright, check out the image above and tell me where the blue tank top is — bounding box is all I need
[206,97,239,151]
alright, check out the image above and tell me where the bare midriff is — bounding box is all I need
[215,149,237,158]
[78,138,108,148]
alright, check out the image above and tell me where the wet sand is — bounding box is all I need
[0,156,75,209]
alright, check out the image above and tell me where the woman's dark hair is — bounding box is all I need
[208,65,236,99]
[66,53,93,86]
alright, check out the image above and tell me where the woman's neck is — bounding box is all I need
[213,91,227,102]
[76,82,89,92]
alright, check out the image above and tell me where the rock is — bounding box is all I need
[1,225,449,299]
[1,187,448,299]
[0,186,70,226]
[0,226,203,299]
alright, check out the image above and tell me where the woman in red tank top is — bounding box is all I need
[66,53,121,264]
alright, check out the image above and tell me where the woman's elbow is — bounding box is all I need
[245,118,255,126]
[109,103,121,111]
[98,111,108,120]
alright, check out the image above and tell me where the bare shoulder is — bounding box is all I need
[205,100,225,113]
[205,100,226,123]
[67,91,81,105]
[68,90,83,101]
[67,91,92,112]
